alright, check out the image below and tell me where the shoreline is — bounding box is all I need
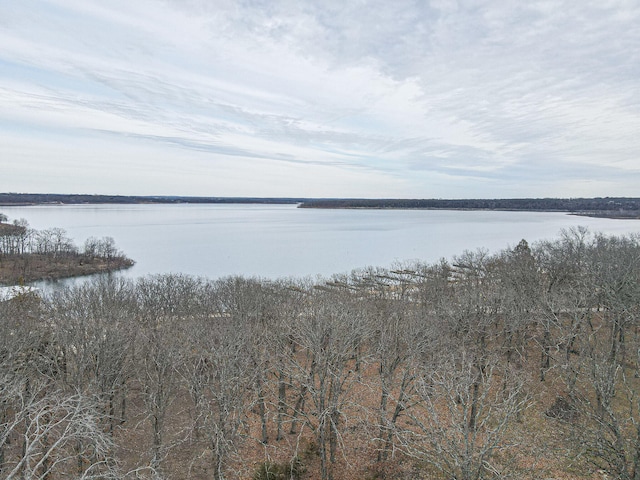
[297,205,640,220]
[0,253,135,286]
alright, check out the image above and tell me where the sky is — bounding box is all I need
[1,0,639,199]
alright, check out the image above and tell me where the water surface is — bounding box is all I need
[3,204,640,280]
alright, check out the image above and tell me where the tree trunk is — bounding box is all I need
[258,386,268,444]
[540,328,551,381]
[276,372,287,441]
[377,383,389,462]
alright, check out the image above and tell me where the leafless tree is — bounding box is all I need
[46,276,137,432]
[213,276,276,445]
[179,279,256,480]
[33,228,77,257]
[83,236,122,260]
[268,279,309,442]
[398,349,530,480]
[357,267,423,464]
[0,220,31,256]
[0,282,120,479]
[495,240,542,371]
[534,227,595,382]
[548,232,640,479]
[286,285,371,480]
[134,274,204,473]
[1,383,120,480]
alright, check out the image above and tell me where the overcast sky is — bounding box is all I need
[1,0,639,198]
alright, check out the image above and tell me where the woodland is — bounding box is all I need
[1,227,640,479]
[0,216,134,284]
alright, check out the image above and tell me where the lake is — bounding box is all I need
[3,204,640,281]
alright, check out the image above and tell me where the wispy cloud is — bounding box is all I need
[1,0,638,197]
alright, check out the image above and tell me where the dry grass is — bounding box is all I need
[0,253,133,284]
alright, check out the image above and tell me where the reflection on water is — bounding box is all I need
[3,204,640,282]
[30,271,122,292]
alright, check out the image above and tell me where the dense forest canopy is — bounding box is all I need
[1,229,640,479]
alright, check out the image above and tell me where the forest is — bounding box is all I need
[298,197,640,218]
[1,228,640,479]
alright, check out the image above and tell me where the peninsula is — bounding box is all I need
[0,220,134,285]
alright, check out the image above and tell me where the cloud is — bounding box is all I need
[0,0,639,197]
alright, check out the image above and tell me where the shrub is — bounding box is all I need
[253,457,304,480]
[545,395,578,422]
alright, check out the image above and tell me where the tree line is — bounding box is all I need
[1,228,640,479]
[0,216,133,284]
[0,194,303,206]
[3,195,640,218]
[297,197,640,216]
[0,217,117,259]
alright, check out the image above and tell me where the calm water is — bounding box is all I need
[3,204,640,280]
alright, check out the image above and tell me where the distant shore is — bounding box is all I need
[569,212,640,220]
[1,193,639,220]
[0,193,304,206]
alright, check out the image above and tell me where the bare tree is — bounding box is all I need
[549,232,640,479]
[199,322,254,479]
[83,236,122,260]
[359,267,423,464]
[534,227,594,382]
[134,274,204,473]
[0,281,120,479]
[0,220,30,256]
[267,279,309,442]
[46,276,137,433]
[495,240,542,371]
[1,383,120,480]
[398,350,529,480]
[179,279,256,480]
[214,276,275,445]
[286,286,371,480]
[587,233,640,365]
[33,228,76,257]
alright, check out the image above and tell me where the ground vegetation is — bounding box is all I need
[1,229,639,479]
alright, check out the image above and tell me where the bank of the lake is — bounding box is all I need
[0,218,135,285]
[0,253,134,285]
